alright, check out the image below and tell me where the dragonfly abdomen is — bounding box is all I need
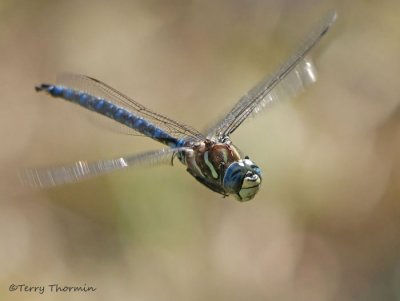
[36,84,178,147]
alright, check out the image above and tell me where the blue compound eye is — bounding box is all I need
[223,162,246,194]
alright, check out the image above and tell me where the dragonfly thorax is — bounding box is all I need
[180,140,262,201]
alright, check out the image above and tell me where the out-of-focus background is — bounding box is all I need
[1,0,400,300]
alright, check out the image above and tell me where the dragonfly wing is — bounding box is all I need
[206,10,337,139]
[20,147,189,188]
[55,73,205,141]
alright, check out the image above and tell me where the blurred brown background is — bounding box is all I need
[1,0,400,300]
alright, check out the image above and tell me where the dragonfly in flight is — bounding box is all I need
[22,11,336,201]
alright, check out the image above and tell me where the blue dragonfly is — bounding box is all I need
[22,11,336,201]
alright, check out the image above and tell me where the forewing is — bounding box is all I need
[207,11,337,139]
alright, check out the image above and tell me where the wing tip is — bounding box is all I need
[322,10,338,34]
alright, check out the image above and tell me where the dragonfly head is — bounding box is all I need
[223,157,262,201]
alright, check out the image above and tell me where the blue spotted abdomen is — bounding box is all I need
[36,84,178,147]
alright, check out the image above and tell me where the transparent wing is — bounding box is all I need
[56,73,205,141]
[207,10,337,139]
[20,147,189,188]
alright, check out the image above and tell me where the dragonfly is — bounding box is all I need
[22,11,336,201]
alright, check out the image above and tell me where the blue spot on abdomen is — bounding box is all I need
[94,99,105,111]
[62,88,74,100]
[114,108,125,121]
